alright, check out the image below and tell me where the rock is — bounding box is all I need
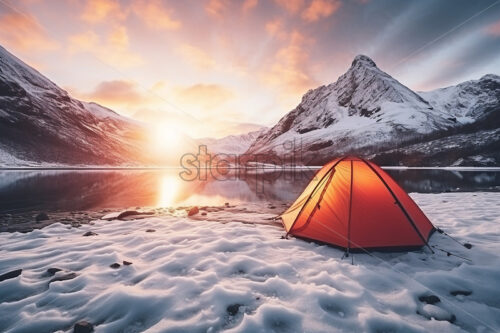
[46,268,62,276]
[269,206,276,209]
[35,212,49,222]
[463,243,472,249]
[226,303,241,316]
[146,229,156,233]
[0,268,22,282]
[123,261,133,266]
[102,210,155,221]
[188,206,199,216]
[418,294,440,305]
[74,320,94,333]
[419,304,456,323]
[110,263,121,269]
[50,272,77,283]
[83,231,98,236]
[201,212,207,216]
[224,202,230,207]
[450,290,472,296]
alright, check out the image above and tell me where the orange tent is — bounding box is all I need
[281,156,435,252]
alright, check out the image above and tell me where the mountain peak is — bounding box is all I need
[351,55,377,68]
[480,74,500,82]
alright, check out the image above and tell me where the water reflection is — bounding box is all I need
[0,168,498,213]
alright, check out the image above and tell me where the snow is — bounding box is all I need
[199,129,266,155]
[1,192,500,332]
[247,55,499,166]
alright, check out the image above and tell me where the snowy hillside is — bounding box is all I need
[247,55,499,166]
[198,128,267,155]
[0,45,196,167]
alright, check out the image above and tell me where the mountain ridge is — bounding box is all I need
[246,54,500,166]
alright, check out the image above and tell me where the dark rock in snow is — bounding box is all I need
[201,212,207,216]
[83,231,98,236]
[450,290,472,296]
[418,294,441,305]
[146,229,156,232]
[227,303,242,316]
[50,272,77,283]
[46,268,62,276]
[110,263,121,269]
[188,206,199,216]
[35,212,49,222]
[123,261,133,266]
[73,320,94,333]
[224,202,230,207]
[0,268,22,282]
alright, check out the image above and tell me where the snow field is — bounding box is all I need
[0,193,499,332]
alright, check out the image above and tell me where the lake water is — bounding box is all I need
[0,168,499,214]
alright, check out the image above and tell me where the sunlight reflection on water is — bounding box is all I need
[0,169,498,213]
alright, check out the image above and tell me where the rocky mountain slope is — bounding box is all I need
[0,45,195,167]
[246,55,500,166]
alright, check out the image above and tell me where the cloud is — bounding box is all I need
[81,0,125,23]
[265,18,287,39]
[274,0,304,14]
[68,26,143,68]
[261,31,317,94]
[242,0,258,13]
[485,20,500,36]
[174,84,233,110]
[0,12,58,52]
[177,44,216,70]
[206,0,229,17]
[301,0,341,22]
[78,80,149,106]
[131,0,181,30]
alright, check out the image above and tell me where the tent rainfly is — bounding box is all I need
[280,156,435,252]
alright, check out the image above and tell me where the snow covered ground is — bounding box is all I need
[0,193,499,332]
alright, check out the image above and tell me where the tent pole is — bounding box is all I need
[286,156,347,236]
[360,158,435,254]
[347,159,354,258]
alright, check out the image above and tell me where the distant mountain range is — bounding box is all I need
[246,55,500,166]
[0,45,498,167]
[197,128,266,155]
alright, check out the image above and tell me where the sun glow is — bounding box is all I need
[158,175,180,207]
[151,124,182,152]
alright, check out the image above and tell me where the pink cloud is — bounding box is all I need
[301,0,341,22]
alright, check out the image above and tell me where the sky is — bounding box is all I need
[0,0,500,138]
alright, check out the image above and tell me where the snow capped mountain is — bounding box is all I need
[0,45,198,167]
[247,55,500,166]
[198,127,267,155]
[420,74,500,123]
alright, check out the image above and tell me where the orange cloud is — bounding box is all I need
[242,0,258,12]
[131,0,181,30]
[485,20,500,36]
[274,0,304,14]
[206,0,229,17]
[79,80,148,106]
[81,0,125,23]
[177,44,216,70]
[265,18,287,39]
[174,84,233,110]
[68,26,143,68]
[301,0,341,22]
[262,31,317,94]
[0,12,58,52]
